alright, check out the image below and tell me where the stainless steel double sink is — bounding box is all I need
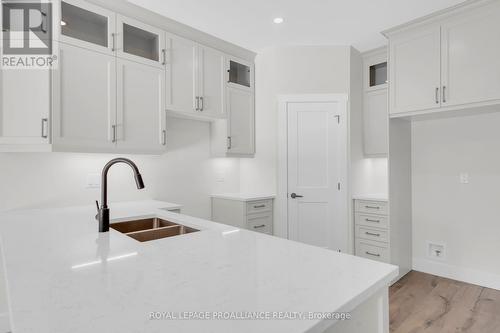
[111,218,199,242]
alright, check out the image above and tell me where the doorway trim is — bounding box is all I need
[276,94,349,250]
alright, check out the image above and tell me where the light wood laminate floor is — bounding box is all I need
[390,271,500,333]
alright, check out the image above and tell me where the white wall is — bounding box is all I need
[0,117,240,219]
[412,111,500,289]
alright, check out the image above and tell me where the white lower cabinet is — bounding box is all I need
[211,195,274,235]
[53,42,117,152]
[116,58,166,154]
[354,199,390,264]
[0,65,51,151]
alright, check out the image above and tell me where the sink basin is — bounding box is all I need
[111,218,199,242]
[111,218,176,233]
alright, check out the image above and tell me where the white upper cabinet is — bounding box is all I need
[389,25,442,115]
[0,68,51,150]
[116,58,166,154]
[165,33,198,116]
[387,0,500,117]
[362,47,388,156]
[226,86,255,155]
[197,45,226,118]
[52,42,116,152]
[364,89,388,156]
[116,15,166,68]
[60,0,115,55]
[441,3,500,108]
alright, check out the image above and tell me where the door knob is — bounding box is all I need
[290,193,303,199]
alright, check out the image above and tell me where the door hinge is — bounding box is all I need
[337,182,341,191]
[335,115,340,124]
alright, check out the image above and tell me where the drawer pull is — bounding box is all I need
[253,224,266,229]
[365,218,380,223]
[365,232,381,237]
[253,205,266,209]
[365,205,380,209]
[365,251,381,257]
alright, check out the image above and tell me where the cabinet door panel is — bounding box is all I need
[198,46,225,118]
[0,68,50,145]
[60,0,115,55]
[441,4,500,107]
[165,34,197,115]
[116,15,165,68]
[117,59,165,154]
[53,43,116,152]
[389,26,441,114]
[364,89,388,156]
[227,87,254,155]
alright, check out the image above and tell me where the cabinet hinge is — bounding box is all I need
[337,182,341,191]
[335,115,340,124]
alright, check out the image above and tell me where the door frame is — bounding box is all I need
[276,94,350,251]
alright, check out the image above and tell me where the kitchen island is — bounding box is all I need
[0,200,398,333]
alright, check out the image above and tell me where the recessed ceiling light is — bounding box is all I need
[273,17,284,24]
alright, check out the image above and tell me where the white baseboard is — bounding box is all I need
[413,257,500,290]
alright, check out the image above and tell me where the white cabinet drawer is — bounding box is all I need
[247,213,272,234]
[356,225,389,243]
[247,200,273,214]
[355,200,388,215]
[356,239,390,263]
[355,213,388,229]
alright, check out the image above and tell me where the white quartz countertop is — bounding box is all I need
[210,193,276,201]
[0,200,397,333]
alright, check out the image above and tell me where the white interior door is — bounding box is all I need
[287,100,347,252]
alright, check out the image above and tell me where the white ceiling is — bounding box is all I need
[129,0,466,52]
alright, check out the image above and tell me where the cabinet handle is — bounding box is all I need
[365,232,381,237]
[253,224,266,229]
[111,125,117,143]
[41,118,48,138]
[199,97,204,111]
[227,136,232,150]
[435,87,440,104]
[162,130,167,146]
[253,205,266,209]
[365,251,381,257]
[111,33,116,52]
[162,49,167,65]
[365,205,380,210]
[195,96,200,111]
[365,218,380,223]
[442,86,447,103]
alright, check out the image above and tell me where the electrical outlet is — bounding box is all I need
[460,172,469,184]
[427,242,446,261]
[86,173,100,189]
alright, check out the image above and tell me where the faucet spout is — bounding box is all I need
[97,158,145,232]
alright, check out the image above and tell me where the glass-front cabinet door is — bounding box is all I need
[369,62,387,88]
[226,57,253,91]
[116,15,165,68]
[60,0,115,54]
